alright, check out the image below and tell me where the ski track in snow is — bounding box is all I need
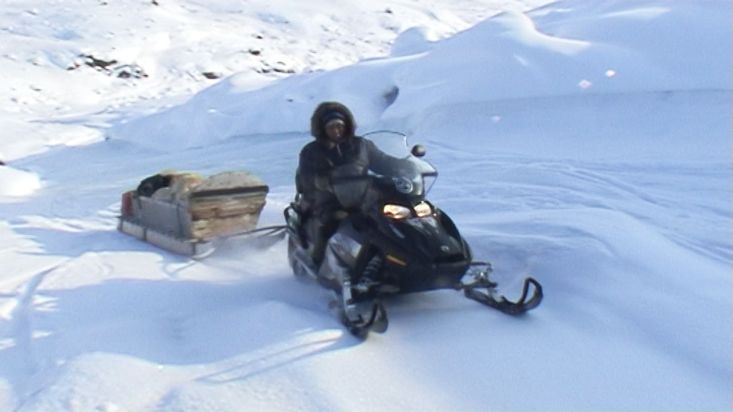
[2,97,731,409]
[1,261,64,410]
[7,106,728,406]
[439,157,730,264]
[2,99,730,410]
[0,0,731,410]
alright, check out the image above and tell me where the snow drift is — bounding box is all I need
[110,0,731,151]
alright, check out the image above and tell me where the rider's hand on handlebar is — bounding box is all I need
[314,175,332,191]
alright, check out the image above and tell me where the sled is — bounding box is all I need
[118,170,283,258]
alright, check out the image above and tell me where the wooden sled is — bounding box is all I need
[118,170,282,258]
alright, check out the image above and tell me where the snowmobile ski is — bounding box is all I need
[461,262,543,315]
[332,279,388,338]
[290,245,388,338]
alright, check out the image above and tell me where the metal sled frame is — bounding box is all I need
[118,217,215,258]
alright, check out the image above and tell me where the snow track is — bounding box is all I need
[0,0,730,410]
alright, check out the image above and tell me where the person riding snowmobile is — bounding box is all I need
[296,101,391,265]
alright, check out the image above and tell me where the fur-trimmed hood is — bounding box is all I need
[310,101,356,141]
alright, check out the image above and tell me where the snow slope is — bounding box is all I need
[0,0,546,161]
[1,0,731,411]
[110,0,730,154]
[0,167,41,197]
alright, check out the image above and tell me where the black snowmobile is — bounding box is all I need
[284,131,542,337]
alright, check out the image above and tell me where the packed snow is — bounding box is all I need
[0,166,41,197]
[1,0,730,411]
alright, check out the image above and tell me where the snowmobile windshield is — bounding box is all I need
[330,131,438,210]
[363,131,438,197]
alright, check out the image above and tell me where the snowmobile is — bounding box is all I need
[285,131,542,338]
[118,170,284,257]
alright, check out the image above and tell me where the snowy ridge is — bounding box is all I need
[0,0,731,411]
[1,0,544,161]
[111,0,731,150]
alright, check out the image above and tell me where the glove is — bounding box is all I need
[314,175,331,191]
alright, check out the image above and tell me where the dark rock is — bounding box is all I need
[110,64,148,79]
[81,54,118,71]
[273,67,295,74]
[68,54,148,79]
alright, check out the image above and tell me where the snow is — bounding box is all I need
[0,167,41,197]
[109,0,731,152]
[1,0,731,411]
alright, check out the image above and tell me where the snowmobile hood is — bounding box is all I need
[310,101,357,142]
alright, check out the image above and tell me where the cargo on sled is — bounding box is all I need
[118,170,284,258]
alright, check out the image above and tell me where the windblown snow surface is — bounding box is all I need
[1,0,731,411]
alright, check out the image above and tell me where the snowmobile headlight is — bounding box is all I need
[383,204,412,220]
[413,201,433,217]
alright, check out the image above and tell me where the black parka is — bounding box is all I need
[297,102,386,218]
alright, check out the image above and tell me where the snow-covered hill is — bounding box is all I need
[0,0,547,161]
[1,0,731,411]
